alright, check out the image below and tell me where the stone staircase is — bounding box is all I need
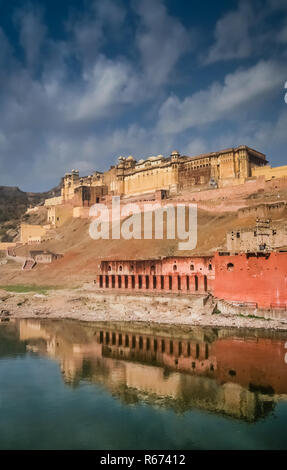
[22,258,37,270]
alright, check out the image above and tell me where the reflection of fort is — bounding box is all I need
[18,320,287,422]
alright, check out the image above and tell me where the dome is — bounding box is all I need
[127,155,135,161]
[171,150,180,156]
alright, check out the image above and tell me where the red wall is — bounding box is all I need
[211,337,287,394]
[98,252,287,309]
[214,252,287,309]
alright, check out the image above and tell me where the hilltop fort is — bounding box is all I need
[1,144,287,321]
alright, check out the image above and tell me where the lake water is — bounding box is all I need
[0,319,287,450]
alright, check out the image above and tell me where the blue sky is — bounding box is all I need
[0,0,286,191]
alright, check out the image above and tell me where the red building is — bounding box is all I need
[96,251,287,310]
[96,256,214,294]
[213,251,287,309]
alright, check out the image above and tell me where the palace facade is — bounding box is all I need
[59,145,268,204]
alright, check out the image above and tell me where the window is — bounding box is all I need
[190,264,194,271]
[173,264,177,271]
[227,263,234,271]
[236,232,240,239]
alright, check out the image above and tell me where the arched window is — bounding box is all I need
[119,266,122,272]
[227,263,234,272]
[108,265,111,271]
[190,264,194,271]
[173,264,177,271]
[208,264,212,271]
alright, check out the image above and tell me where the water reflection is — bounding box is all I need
[2,319,287,423]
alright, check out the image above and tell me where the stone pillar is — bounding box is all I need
[115,275,119,289]
[190,343,197,358]
[172,274,178,291]
[142,274,146,290]
[182,341,189,357]
[199,274,205,293]
[164,275,170,291]
[128,275,132,290]
[149,275,154,290]
[181,275,187,292]
[135,275,139,290]
[173,342,179,357]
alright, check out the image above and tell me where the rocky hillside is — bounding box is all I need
[0,182,62,241]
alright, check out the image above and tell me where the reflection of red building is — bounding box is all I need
[94,327,287,396]
[19,320,287,421]
[211,337,287,395]
[96,252,287,310]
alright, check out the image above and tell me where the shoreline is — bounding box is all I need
[1,286,287,331]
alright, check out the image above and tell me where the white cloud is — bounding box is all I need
[70,56,140,121]
[204,0,287,64]
[184,138,208,156]
[157,60,287,134]
[67,0,126,69]
[205,2,255,64]
[134,0,191,86]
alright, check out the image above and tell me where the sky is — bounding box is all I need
[0,0,287,192]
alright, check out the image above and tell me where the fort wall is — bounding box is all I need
[213,252,287,309]
[252,164,287,180]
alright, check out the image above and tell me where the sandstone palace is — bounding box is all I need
[60,145,269,204]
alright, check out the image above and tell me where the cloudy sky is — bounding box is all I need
[0,0,287,191]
